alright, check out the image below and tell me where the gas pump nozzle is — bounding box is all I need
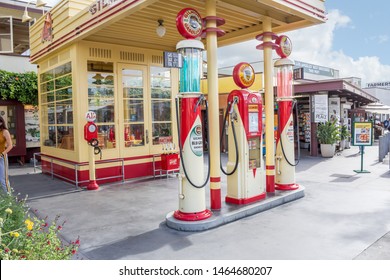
[194,95,205,113]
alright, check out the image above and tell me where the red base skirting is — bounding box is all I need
[266,174,275,193]
[275,183,300,191]
[225,192,266,205]
[173,209,212,221]
[210,188,221,210]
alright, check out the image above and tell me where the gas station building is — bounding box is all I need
[28,0,326,195]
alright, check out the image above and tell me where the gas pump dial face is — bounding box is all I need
[88,125,96,133]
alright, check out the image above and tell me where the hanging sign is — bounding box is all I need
[352,122,373,146]
[163,51,182,68]
[232,62,255,89]
[276,35,292,58]
[313,94,328,123]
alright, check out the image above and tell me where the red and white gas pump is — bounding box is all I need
[84,111,99,190]
[274,35,300,190]
[173,8,211,221]
[225,63,266,204]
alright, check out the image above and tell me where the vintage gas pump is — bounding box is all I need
[274,35,300,190]
[225,63,266,204]
[173,8,211,221]
[84,111,100,190]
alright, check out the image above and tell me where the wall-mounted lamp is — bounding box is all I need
[156,19,166,37]
[22,0,47,23]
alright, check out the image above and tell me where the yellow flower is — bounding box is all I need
[24,219,34,231]
[12,249,19,253]
[10,232,20,238]
[5,208,12,214]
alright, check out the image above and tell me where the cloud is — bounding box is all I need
[217,9,390,86]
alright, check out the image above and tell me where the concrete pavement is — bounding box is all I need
[8,143,390,260]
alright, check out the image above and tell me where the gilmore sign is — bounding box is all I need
[89,0,121,15]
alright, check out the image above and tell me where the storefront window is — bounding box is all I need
[150,67,172,145]
[40,62,74,150]
[87,61,115,150]
[122,69,145,147]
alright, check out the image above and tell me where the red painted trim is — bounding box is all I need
[256,42,279,50]
[210,177,221,183]
[225,192,266,205]
[275,183,300,191]
[266,175,275,193]
[31,0,141,62]
[283,0,326,19]
[266,165,275,170]
[202,16,225,27]
[255,32,278,41]
[173,209,212,221]
[210,188,221,210]
[200,27,226,38]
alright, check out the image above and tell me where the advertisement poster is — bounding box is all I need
[313,94,328,123]
[25,106,40,148]
[353,122,372,146]
[328,97,340,122]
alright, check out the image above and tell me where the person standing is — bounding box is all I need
[0,116,13,193]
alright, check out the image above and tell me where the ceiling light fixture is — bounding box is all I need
[156,19,166,37]
[22,0,47,23]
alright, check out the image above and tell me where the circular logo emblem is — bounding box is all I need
[85,111,96,122]
[276,35,292,58]
[190,125,203,156]
[232,62,255,89]
[176,8,203,39]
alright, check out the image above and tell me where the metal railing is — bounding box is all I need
[33,153,125,189]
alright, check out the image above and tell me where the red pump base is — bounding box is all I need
[275,183,300,191]
[87,180,99,190]
[173,209,212,221]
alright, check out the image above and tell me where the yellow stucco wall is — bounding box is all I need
[201,74,264,95]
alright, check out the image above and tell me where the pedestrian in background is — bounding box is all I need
[0,116,13,193]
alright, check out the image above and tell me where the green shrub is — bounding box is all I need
[317,120,341,145]
[0,191,79,260]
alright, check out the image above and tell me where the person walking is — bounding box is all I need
[0,116,13,193]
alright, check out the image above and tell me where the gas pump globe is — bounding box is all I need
[177,41,203,93]
[225,63,266,205]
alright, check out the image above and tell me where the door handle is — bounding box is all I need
[146,129,149,144]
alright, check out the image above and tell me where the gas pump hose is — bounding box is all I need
[278,99,300,167]
[220,101,239,175]
[175,96,211,189]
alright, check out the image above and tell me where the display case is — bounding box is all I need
[298,102,311,149]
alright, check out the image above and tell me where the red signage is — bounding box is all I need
[276,35,292,58]
[232,62,255,89]
[176,8,203,39]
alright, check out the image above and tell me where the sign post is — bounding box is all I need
[352,122,373,173]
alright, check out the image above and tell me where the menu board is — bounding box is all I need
[352,122,373,146]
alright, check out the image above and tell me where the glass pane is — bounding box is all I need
[40,70,54,83]
[57,126,74,150]
[93,100,115,123]
[41,92,55,103]
[0,17,11,33]
[122,69,143,87]
[152,123,172,145]
[87,61,113,73]
[41,80,54,92]
[95,125,116,150]
[151,88,171,99]
[54,62,72,77]
[88,72,114,86]
[123,87,143,98]
[124,124,144,147]
[43,125,56,147]
[88,98,114,114]
[88,86,114,98]
[123,100,144,122]
[55,74,72,89]
[56,88,72,101]
[6,106,16,146]
[151,100,171,122]
[56,101,73,124]
[47,104,55,124]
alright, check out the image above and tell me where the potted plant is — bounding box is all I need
[340,124,351,149]
[317,120,340,157]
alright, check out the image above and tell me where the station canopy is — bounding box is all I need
[29,0,326,62]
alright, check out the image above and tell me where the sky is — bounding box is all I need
[39,0,390,86]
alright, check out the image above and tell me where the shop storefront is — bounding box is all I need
[27,0,326,186]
